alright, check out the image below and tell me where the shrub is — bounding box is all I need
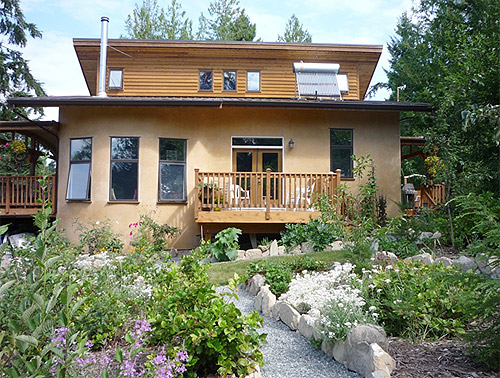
[76,219,123,254]
[129,211,179,253]
[202,227,241,262]
[280,217,339,252]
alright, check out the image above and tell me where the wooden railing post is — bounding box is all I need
[194,168,200,220]
[5,175,11,214]
[265,168,271,220]
[335,169,342,215]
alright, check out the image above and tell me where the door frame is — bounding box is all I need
[230,136,285,172]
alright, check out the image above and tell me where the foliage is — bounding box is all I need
[376,0,500,196]
[197,0,256,41]
[129,211,179,253]
[76,219,123,255]
[149,254,266,377]
[0,0,45,120]
[247,256,328,297]
[277,14,312,43]
[280,217,340,252]
[0,139,31,174]
[123,0,193,40]
[364,261,479,341]
[201,227,241,262]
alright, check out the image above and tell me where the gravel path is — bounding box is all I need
[220,287,360,378]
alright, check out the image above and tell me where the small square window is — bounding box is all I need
[108,69,123,90]
[223,71,237,91]
[199,70,213,91]
[247,71,260,92]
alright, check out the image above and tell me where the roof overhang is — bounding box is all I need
[0,120,59,154]
[8,96,433,112]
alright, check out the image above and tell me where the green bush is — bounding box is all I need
[280,217,340,252]
[202,227,242,262]
[129,211,179,253]
[76,219,124,254]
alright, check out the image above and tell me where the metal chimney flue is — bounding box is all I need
[97,16,109,97]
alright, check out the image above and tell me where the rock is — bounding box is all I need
[8,233,34,249]
[476,254,491,275]
[287,245,299,255]
[435,256,453,267]
[244,365,261,378]
[453,255,478,272]
[272,300,283,320]
[254,288,264,312]
[269,240,279,256]
[260,286,276,317]
[419,232,434,240]
[491,265,500,280]
[373,251,399,264]
[259,245,269,253]
[406,252,434,265]
[321,339,334,358]
[431,231,442,240]
[345,324,388,376]
[332,339,346,364]
[370,239,379,252]
[262,250,270,257]
[298,314,315,339]
[325,240,344,251]
[368,370,388,378]
[279,302,301,330]
[237,250,246,260]
[366,343,395,378]
[245,248,263,259]
[301,241,315,254]
[247,274,266,296]
[1,252,12,269]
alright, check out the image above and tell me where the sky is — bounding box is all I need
[17,0,414,120]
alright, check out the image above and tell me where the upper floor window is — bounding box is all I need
[110,137,139,201]
[247,71,260,92]
[108,69,123,90]
[223,71,237,91]
[330,129,353,178]
[159,138,186,202]
[199,70,213,91]
[66,138,92,201]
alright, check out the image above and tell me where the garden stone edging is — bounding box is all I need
[246,277,395,378]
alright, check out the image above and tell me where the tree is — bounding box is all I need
[0,0,45,120]
[123,0,193,40]
[197,0,256,41]
[278,14,312,43]
[377,0,500,196]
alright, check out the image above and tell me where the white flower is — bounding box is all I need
[372,313,379,318]
[377,288,382,293]
[369,305,377,312]
[385,278,391,283]
[386,265,393,270]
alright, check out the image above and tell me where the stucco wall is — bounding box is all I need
[57,106,400,249]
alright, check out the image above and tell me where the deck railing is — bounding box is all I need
[195,169,341,220]
[0,175,56,215]
[418,182,446,209]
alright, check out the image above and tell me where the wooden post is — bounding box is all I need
[194,168,200,220]
[5,175,11,214]
[51,175,56,214]
[335,169,342,215]
[265,168,271,220]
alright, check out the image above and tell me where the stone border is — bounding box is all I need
[246,274,395,378]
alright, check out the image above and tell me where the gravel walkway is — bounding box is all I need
[220,287,360,378]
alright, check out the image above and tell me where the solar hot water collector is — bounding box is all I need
[293,62,348,100]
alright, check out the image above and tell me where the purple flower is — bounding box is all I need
[120,360,137,377]
[51,327,68,348]
[85,340,93,349]
[176,349,188,363]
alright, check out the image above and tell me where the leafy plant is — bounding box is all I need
[204,227,241,262]
[76,219,123,254]
[280,217,340,252]
[129,211,179,253]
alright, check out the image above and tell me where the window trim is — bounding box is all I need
[246,71,261,92]
[223,70,237,91]
[108,68,124,90]
[158,137,187,203]
[330,128,353,178]
[198,70,214,91]
[109,136,140,202]
[66,137,92,201]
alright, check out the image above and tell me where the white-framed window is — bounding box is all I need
[108,69,123,90]
[247,71,260,92]
[66,137,92,201]
[158,138,187,202]
[110,137,139,201]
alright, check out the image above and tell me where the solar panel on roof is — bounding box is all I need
[293,62,345,99]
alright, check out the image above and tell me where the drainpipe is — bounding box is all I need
[97,16,109,97]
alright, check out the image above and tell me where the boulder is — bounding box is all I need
[406,252,433,265]
[259,245,270,253]
[431,231,442,240]
[321,339,334,358]
[279,302,301,330]
[345,324,388,376]
[370,239,379,252]
[419,231,434,240]
[269,240,279,256]
[453,255,478,273]
[332,339,346,364]
[260,286,276,317]
[325,241,344,252]
[368,370,389,378]
[301,242,315,254]
[254,289,263,312]
[245,248,263,259]
[373,251,399,264]
[272,300,283,320]
[237,250,246,260]
[288,245,301,255]
[366,343,395,378]
[298,314,315,339]
[434,256,453,267]
[476,254,492,275]
[247,274,266,296]
[491,265,500,280]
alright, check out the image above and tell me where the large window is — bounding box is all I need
[199,70,213,91]
[66,138,92,200]
[330,129,353,178]
[223,70,237,91]
[159,138,186,202]
[110,137,139,201]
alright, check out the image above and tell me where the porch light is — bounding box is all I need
[288,139,295,149]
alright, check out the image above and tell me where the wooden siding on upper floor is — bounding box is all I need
[74,39,382,100]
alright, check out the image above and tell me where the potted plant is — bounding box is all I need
[198,183,224,210]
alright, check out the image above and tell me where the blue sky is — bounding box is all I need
[18,0,413,120]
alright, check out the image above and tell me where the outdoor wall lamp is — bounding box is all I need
[288,139,295,149]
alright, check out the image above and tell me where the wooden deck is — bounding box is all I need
[0,175,56,216]
[195,169,341,230]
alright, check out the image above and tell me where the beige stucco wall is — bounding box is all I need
[57,106,400,249]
